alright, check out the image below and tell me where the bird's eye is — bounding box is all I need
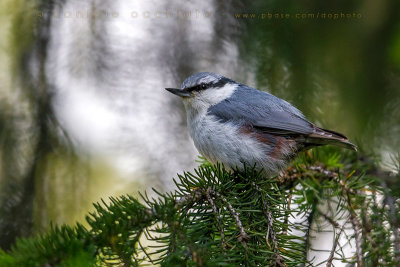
[201,83,207,89]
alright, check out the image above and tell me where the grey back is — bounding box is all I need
[208,84,314,135]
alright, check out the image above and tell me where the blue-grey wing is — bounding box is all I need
[207,85,314,135]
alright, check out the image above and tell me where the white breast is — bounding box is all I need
[187,113,284,175]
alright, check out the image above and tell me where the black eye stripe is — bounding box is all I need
[187,82,211,92]
[185,77,232,92]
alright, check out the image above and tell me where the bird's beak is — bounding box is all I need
[165,88,192,98]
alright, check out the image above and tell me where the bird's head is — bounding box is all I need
[166,72,238,111]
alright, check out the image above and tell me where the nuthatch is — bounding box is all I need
[166,72,356,176]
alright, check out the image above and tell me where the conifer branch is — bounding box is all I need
[304,203,317,265]
[282,189,293,235]
[263,200,286,267]
[326,218,349,267]
[175,188,204,210]
[342,185,363,267]
[249,178,286,265]
[205,188,227,251]
[1,152,399,266]
[212,190,249,246]
[318,210,340,229]
[349,210,363,267]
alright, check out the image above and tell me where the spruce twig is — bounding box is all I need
[326,218,349,267]
[263,200,286,267]
[212,190,249,246]
[205,188,227,251]
[343,186,363,267]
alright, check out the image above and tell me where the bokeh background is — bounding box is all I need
[1,0,399,261]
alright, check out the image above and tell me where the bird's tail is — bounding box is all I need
[300,127,357,151]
